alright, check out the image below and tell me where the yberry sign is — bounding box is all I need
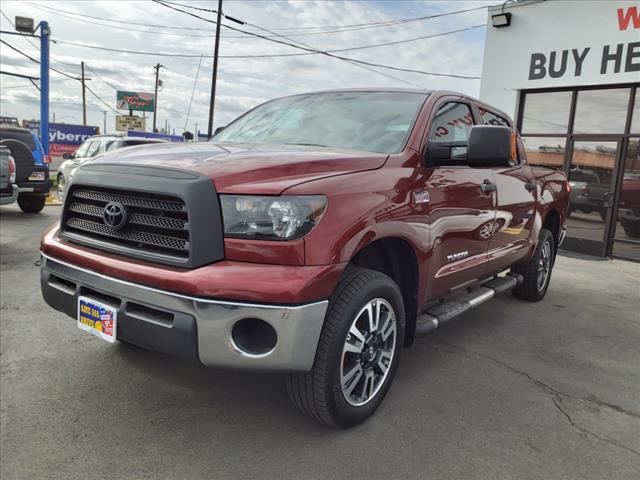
[116,91,155,112]
[22,121,99,155]
[480,1,640,117]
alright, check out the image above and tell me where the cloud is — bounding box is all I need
[1,0,499,134]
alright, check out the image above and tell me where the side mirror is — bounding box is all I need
[467,125,514,167]
[213,126,226,137]
[62,152,72,160]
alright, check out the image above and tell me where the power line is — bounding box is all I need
[50,24,483,61]
[0,39,120,114]
[160,0,491,33]
[83,63,119,91]
[22,0,492,38]
[153,1,481,80]
[155,0,423,88]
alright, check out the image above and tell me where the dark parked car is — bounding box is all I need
[0,125,51,213]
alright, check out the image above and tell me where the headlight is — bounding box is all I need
[220,195,327,240]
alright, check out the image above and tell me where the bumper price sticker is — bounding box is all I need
[77,296,117,343]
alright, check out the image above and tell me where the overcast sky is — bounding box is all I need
[0,0,499,135]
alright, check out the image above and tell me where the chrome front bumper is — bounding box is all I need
[40,253,328,371]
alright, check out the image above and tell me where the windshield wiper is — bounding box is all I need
[284,142,327,148]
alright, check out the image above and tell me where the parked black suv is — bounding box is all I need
[0,125,52,213]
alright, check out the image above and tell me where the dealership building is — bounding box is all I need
[480,0,640,261]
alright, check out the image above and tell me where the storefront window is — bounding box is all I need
[522,136,566,170]
[631,90,640,134]
[574,88,631,134]
[521,91,572,134]
[612,138,640,260]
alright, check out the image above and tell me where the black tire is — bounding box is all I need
[0,139,34,183]
[287,267,405,428]
[512,228,555,302]
[17,194,46,214]
[622,221,640,239]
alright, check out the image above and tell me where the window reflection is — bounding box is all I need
[566,141,617,244]
[613,139,640,260]
[521,91,572,134]
[522,136,566,170]
[574,88,630,134]
[631,90,640,134]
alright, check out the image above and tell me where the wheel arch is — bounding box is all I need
[542,208,561,246]
[349,236,419,348]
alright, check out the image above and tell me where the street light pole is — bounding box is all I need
[207,0,223,139]
[39,20,50,154]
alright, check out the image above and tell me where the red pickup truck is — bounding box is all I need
[40,89,569,427]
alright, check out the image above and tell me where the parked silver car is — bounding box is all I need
[56,135,168,200]
[0,145,18,206]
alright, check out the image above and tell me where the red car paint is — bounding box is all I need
[41,90,569,326]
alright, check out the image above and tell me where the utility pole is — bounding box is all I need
[152,63,165,132]
[207,0,223,139]
[102,110,107,134]
[81,61,87,125]
[195,122,198,140]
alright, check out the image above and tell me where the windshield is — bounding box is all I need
[213,91,429,154]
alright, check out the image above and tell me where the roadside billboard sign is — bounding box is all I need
[22,120,99,156]
[116,115,145,132]
[116,91,155,112]
[126,130,183,142]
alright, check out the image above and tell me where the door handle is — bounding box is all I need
[524,181,536,191]
[481,180,497,194]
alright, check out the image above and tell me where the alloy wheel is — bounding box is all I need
[340,298,397,407]
[537,240,552,291]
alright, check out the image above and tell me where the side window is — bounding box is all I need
[85,141,101,157]
[73,141,90,158]
[479,108,510,126]
[429,102,475,159]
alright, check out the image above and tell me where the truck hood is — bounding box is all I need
[88,142,388,194]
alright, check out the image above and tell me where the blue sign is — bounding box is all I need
[127,130,183,142]
[23,121,99,145]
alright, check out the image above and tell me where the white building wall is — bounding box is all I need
[480,0,640,120]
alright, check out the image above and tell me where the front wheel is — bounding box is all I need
[512,228,556,302]
[287,267,404,428]
[17,194,46,214]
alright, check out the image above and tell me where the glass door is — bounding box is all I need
[564,139,621,256]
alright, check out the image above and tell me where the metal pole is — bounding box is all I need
[207,0,223,139]
[39,20,50,154]
[103,111,107,134]
[81,61,87,126]
[152,63,163,132]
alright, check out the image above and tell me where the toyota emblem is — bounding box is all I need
[103,202,128,230]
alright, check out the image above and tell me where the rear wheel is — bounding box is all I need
[287,267,404,428]
[512,228,555,302]
[17,194,46,214]
[622,221,640,239]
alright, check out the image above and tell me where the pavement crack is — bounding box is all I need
[550,395,640,457]
[418,339,640,458]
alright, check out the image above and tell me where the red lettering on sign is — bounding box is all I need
[618,6,640,30]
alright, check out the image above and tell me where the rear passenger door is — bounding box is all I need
[477,106,538,273]
[422,100,497,300]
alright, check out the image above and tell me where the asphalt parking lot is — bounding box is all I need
[1,204,639,480]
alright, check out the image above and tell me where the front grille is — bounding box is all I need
[62,186,190,260]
